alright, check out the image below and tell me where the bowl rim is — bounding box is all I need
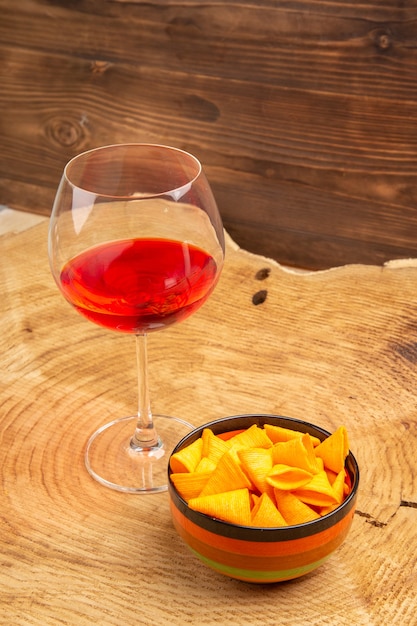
[168,414,360,541]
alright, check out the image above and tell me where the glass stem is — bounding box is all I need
[130,333,160,450]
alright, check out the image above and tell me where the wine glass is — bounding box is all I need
[48,144,225,493]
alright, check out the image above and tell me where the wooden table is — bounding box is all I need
[1,220,416,625]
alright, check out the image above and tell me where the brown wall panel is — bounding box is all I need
[1,0,417,269]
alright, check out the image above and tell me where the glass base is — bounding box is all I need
[85,414,193,493]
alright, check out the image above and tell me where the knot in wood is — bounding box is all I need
[252,289,268,305]
[45,115,87,149]
[182,94,220,122]
[255,268,271,281]
[378,33,391,50]
[90,60,112,75]
[371,27,393,52]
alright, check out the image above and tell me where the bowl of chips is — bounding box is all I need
[168,414,359,583]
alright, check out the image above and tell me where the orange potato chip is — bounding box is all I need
[169,437,203,473]
[274,489,320,525]
[319,470,346,515]
[189,488,252,526]
[195,457,217,474]
[170,471,212,502]
[238,447,275,499]
[314,426,349,474]
[266,464,313,490]
[325,467,338,485]
[264,423,321,447]
[293,471,339,507]
[332,469,347,502]
[272,433,320,474]
[319,503,338,516]
[227,424,273,451]
[199,450,253,496]
[201,428,230,464]
[251,492,286,527]
[251,493,260,507]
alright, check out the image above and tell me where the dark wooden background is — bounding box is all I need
[1,0,417,269]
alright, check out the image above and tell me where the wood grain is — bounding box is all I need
[1,221,417,624]
[1,0,417,268]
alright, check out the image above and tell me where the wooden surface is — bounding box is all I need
[2,0,417,269]
[1,220,417,624]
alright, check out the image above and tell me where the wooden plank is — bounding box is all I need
[1,0,417,268]
[1,222,417,623]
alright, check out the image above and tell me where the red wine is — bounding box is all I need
[59,238,218,333]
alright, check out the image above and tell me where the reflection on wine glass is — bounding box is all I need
[48,144,225,493]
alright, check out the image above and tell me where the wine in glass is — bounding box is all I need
[48,144,225,493]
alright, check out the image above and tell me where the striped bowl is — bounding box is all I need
[168,414,359,584]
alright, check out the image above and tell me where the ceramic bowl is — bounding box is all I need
[168,414,359,583]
